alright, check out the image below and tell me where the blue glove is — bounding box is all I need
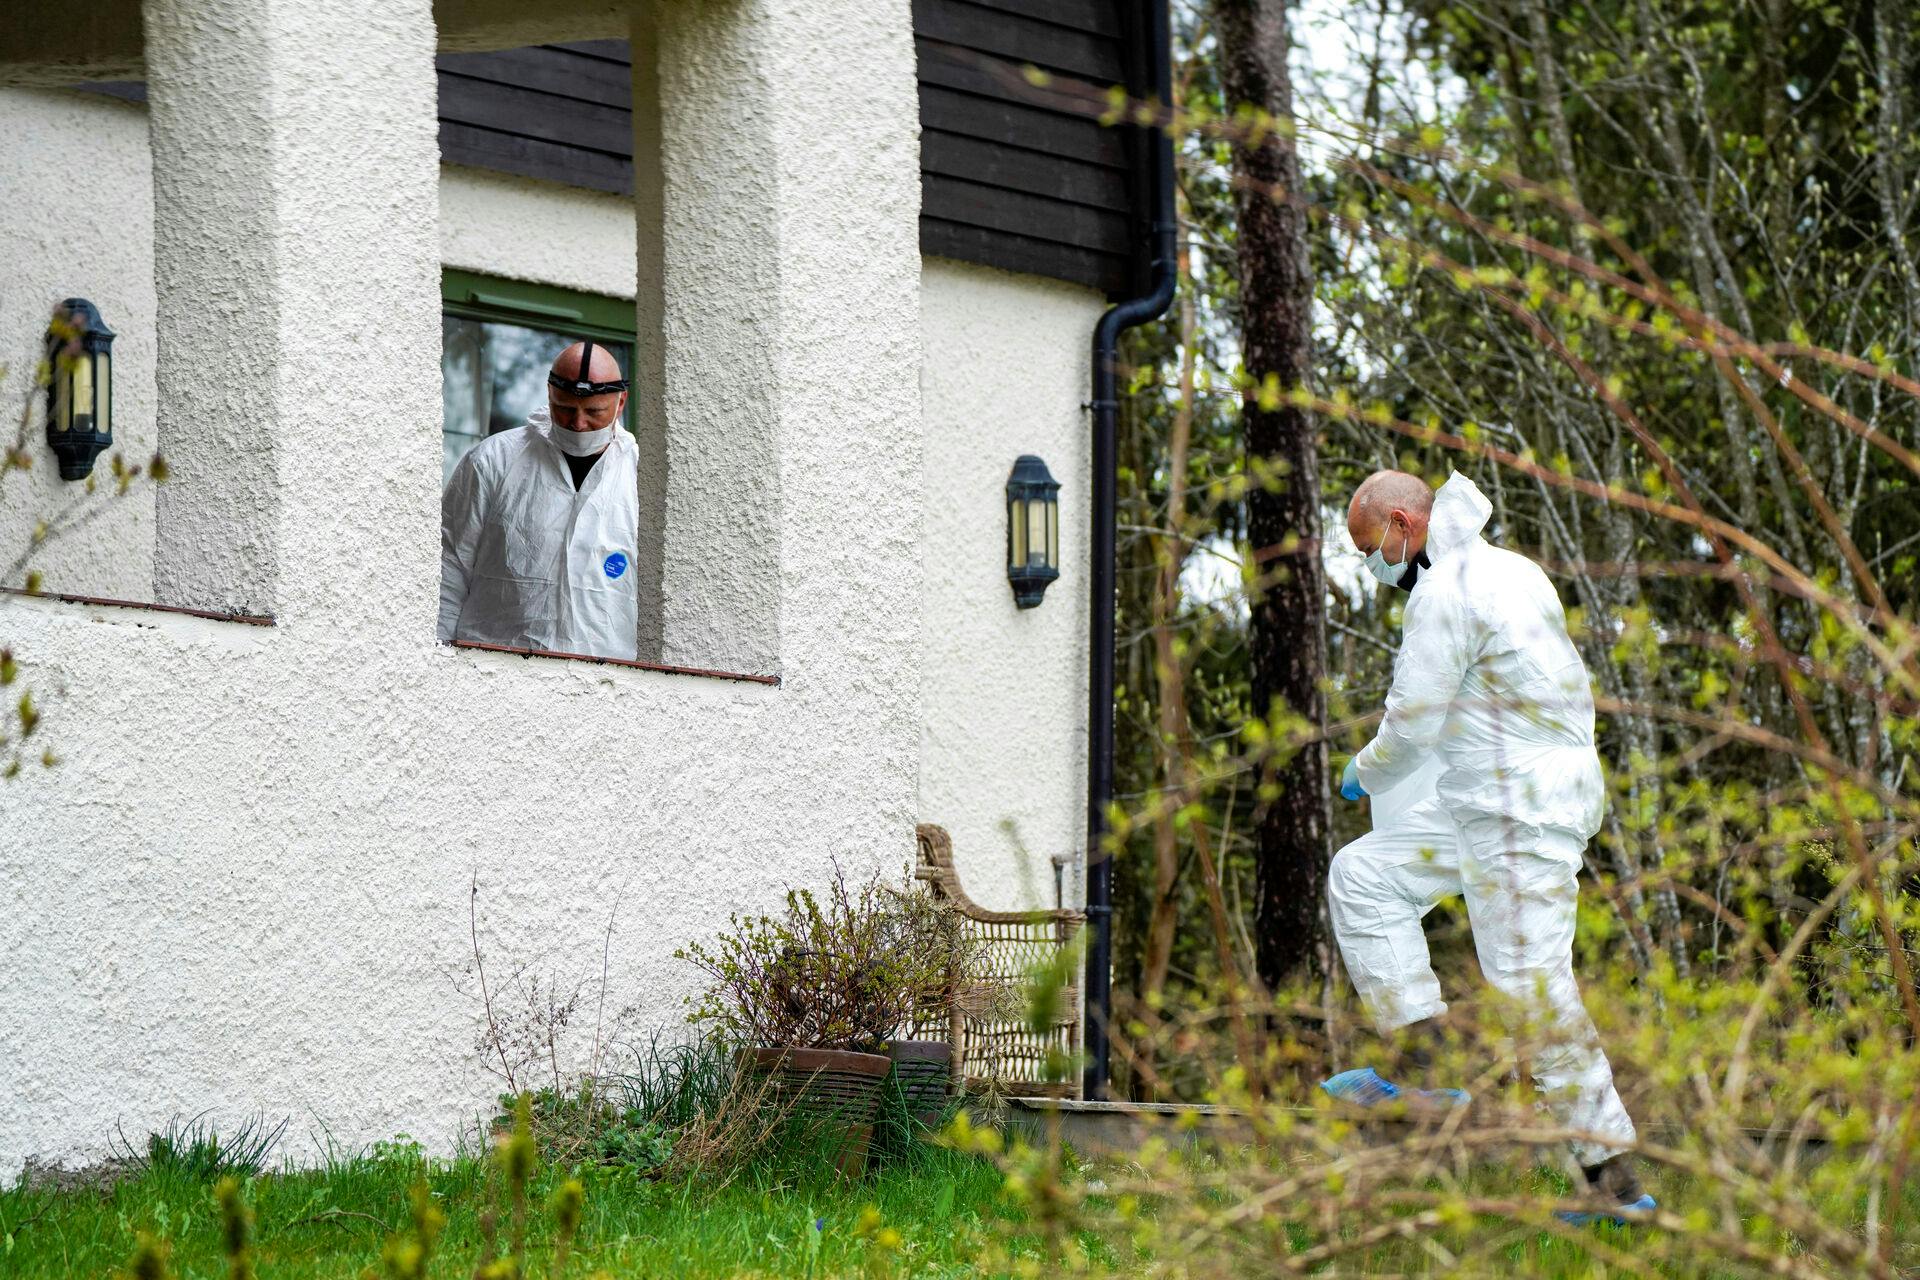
[1340,756,1367,802]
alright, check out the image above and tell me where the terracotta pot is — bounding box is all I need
[886,1040,954,1127]
[738,1046,891,1176]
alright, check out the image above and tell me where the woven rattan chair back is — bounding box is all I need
[911,823,1087,1099]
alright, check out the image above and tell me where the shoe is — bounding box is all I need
[1556,1192,1657,1227]
[1320,1066,1470,1109]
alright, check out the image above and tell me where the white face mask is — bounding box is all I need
[1363,521,1409,587]
[551,423,614,458]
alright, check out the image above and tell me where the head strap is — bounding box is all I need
[548,338,630,396]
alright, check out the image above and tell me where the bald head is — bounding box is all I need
[1347,470,1434,561]
[551,341,625,385]
[547,341,628,436]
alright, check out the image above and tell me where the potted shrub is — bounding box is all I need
[678,866,919,1175]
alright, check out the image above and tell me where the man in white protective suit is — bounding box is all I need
[1321,468,1655,1224]
[438,342,639,662]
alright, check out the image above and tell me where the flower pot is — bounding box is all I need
[886,1040,954,1127]
[738,1046,891,1176]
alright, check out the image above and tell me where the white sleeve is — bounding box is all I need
[1354,584,1475,796]
[438,453,485,644]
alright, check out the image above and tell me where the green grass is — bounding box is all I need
[1,1140,1030,1278]
[10,1129,1909,1277]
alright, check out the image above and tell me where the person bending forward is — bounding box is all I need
[1327,468,1649,1219]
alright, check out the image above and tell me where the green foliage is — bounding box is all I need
[594,1113,675,1176]
[378,1182,443,1280]
[602,1034,739,1135]
[211,1176,252,1280]
[123,1231,170,1280]
[4,1127,1013,1279]
[1079,8,1920,1273]
[111,1114,288,1183]
[677,863,974,1051]
[486,1084,680,1179]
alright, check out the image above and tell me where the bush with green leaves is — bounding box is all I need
[677,863,973,1052]
[488,1085,677,1178]
[595,1110,676,1175]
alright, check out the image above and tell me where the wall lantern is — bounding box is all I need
[44,298,116,481]
[1006,454,1061,608]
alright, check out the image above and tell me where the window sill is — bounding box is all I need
[0,595,778,686]
[447,639,779,686]
[0,586,275,627]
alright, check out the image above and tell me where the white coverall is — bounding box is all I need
[438,409,640,661]
[1330,471,1635,1165]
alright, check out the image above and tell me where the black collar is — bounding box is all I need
[1395,549,1432,591]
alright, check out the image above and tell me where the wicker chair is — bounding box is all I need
[912,823,1087,1099]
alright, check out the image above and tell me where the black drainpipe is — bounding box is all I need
[1084,0,1177,1103]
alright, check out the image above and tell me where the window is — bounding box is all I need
[440,268,636,485]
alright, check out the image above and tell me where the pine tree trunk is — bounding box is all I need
[1217,0,1332,987]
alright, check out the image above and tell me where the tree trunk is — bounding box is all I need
[1218,0,1332,988]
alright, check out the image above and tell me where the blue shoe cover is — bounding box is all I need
[1320,1067,1469,1108]
[1557,1193,1657,1227]
[1321,1067,1398,1104]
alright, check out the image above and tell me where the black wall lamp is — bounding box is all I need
[1006,454,1060,608]
[45,298,115,481]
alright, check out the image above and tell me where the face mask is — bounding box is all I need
[546,338,630,459]
[551,422,613,457]
[1364,521,1410,587]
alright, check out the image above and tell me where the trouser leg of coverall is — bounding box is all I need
[1459,838,1636,1166]
[1326,799,1464,1032]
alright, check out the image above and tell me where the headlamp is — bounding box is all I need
[547,338,629,397]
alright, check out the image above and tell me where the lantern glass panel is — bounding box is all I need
[1027,497,1046,568]
[51,360,70,433]
[70,354,94,432]
[95,350,110,437]
[1046,496,1058,569]
[1010,496,1028,567]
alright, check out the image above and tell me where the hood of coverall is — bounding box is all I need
[1423,472,1493,566]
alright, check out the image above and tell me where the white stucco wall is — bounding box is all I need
[918,258,1102,913]
[0,6,1097,1177]
[0,88,158,603]
[439,164,638,300]
[2,0,924,1181]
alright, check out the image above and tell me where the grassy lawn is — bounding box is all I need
[3,1135,1774,1279]
[15,1139,1906,1278]
[7,1095,1905,1278]
[1,1141,1044,1278]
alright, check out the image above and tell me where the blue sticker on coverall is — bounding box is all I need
[603,552,628,580]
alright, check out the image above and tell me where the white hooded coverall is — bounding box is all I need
[1331,472,1635,1165]
[438,410,641,662]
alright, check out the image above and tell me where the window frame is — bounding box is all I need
[440,267,638,437]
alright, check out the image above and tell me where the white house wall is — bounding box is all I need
[1,0,925,1181]
[439,164,638,299]
[0,89,158,604]
[918,258,1100,913]
[1,17,1097,1176]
